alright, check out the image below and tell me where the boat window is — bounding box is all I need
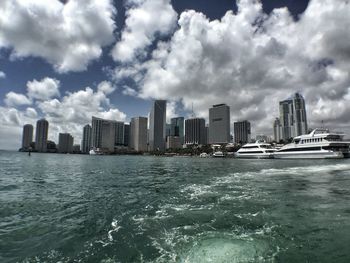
[294,139,300,144]
[278,146,322,152]
[242,146,259,149]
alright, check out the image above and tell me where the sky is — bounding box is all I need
[1,0,350,150]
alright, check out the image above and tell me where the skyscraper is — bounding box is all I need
[123,124,130,146]
[114,121,125,146]
[234,120,251,144]
[91,116,122,153]
[292,93,308,136]
[209,104,230,144]
[35,119,49,152]
[185,118,206,145]
[279,99,294,140]
[130,117,148,152]
[273,118,282,142]
[82,124,92,153]
[58,133,74,153]
[22,124,33,150]
[101,120,116,152]
[170,117,184,144]
[149,100,166,151]
[279,93,308,140]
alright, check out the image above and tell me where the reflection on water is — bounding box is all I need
[0,151,350,262]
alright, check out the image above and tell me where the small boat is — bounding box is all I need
[213,151,225,158]
[235,141,275,159]
[89,148,104,155]
[273,128,350,159]
[199,152,209,158]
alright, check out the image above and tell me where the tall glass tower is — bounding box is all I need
[149,100,167,151]
[35,119,49,152]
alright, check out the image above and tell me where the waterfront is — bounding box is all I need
[1,151,350,262]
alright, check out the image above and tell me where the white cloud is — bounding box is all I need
[0,81,127,150]
[0,0,116,73]
[112,0,177,62]
[0,71,6,79]
[115,0,350,136]
[27,77,60,101]
[122,86,138,97]
[97,81,116,95]
[4,92,31,107]
[0,107,36,150]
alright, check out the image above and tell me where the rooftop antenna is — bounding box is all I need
[191,102,195,118]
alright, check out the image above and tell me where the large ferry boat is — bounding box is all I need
[273,128,350,159]
[235,141,276,159]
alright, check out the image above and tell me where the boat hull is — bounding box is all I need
[235,153,274,159]
[273,150,344,159]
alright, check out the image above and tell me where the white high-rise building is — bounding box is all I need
[130,117,148,152]
[209,104,230,144]
[22,124,33,150]
[149,100,166,151]
[35,119,49,152]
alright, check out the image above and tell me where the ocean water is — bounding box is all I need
[1,151,350,262]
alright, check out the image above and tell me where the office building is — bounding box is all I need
[91,116,124,153]
[149,100,166,151]
[22,124,33,150]
[279,99,294,140]
[114,121,125,146]
[101,120,116,152]
[170,117,184,144]
[279,93,308,140]
[273,118,282,142]
[209,104,230,144]
[292,93,308,136]
[124,124,130,146]
[58,133,74,153]
[35,119,49,152]
[234,120,251,144]
[82,124,92,153]
[166,123,171,138]
[166,136,182,149]
[130,117,148,152]
[185,118,206,145]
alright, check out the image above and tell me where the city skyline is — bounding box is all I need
[2,0,350,150]
[13,91,345,152]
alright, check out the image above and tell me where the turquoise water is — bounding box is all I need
[1,151,350,262]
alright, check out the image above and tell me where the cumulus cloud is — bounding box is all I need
[0,0,116,73]
[114,0,350,135]
[0,71,6,79]
[1,81,126,149]
[112,0,177,62]
[4,92,31,107]
[27,77,60,100]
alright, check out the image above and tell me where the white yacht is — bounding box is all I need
[273,128,350,159]
[235,141,276,159]
[89,148,104,155]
